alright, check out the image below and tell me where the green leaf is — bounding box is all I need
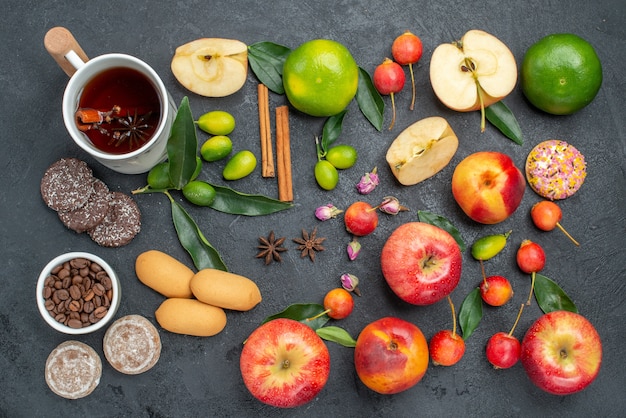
[262,303,330,330]
[418,210,467,252]
[534,274,578,314]
[459,288,482,340]
[316,326,357,347]
[356,67,384,131]
[167,97,198,189]
[320,109,348,153]
[485,101,523,145]
[248,41,291,94]
[207,183,293,216]
[168,195,228,272]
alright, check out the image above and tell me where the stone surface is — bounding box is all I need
[1,0,625,416]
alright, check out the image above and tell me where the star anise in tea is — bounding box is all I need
[256,231,287,265]
[110,109,153,150]
[293,227,326,262]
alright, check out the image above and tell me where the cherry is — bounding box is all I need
[480,275,513,307]
[391,30,423,111]
[308,288,354,321]
[344,201,379,237]
[530,200,580,246]
[486,303,525,369]
[516,240,546,305]
[429,296,465,366]
[373,58,406,130]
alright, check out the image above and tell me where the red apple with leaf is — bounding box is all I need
[381,222,462,305]
[521,310,602,395]
[240,318,330,408]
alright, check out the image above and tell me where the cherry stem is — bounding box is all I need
[307,308,330,321]
[480,259,487,287]
[556,222,580,246]
[526,271,536,306]
[389,92,397,130]
[408,63,416,111]
[508,303,525,337]
[446,295,458,337]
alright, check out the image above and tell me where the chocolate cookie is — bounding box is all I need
[103,315,161,375]
[45,340,102,399]
[88,192,141,247]
[58,178,111,233]
[40,158,95,212]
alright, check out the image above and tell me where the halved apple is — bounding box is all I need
[429,30,517,129]
[171,38,248,97]
[386,116,458,186]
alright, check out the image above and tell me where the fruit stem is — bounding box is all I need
[479,259,488,286]
[526,271,536,306]
[508,303,525,337]
[306,308,330,321]
[389,92,397,130]
[408,63,416,111]
[446,295,458,337]
[556,222,580,246]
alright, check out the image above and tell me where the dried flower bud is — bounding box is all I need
[378,196,409,215]
[341,273,361,296]
[356,167,379,195]
[315,204,344,221]
[347,238,361,261]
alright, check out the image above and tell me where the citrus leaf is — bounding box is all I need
[459,288,482,340]
[316,326,357,347]
[418,210,466,252]
[167,97,198,190]
[485,101,523,145]
[248,41,291,94]
[206,183,293,216]
[356,67,384,131]
[321,109,348,152]
[534,274,578,313]
[261,303,330,330]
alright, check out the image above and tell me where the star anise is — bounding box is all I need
[293,227,326,262]
[256,231,287,265]
[110,109,153,150]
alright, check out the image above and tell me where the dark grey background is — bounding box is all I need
[2,0,624,417]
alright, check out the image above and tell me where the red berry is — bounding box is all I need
[323,288,354,320]
[516,240,545,274]
[479,275,513,307]
[486,332,521,369]
[429,330,465,366]
[344,201,378,236]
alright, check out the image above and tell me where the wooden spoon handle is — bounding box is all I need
[44,27,89,77]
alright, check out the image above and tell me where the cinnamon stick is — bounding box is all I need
[257,84,274,177]
[275,105,293,202]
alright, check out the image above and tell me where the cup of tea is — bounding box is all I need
[45,27,175,174]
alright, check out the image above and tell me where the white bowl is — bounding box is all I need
[36,252,121,335]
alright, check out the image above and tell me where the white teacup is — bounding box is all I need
[46,27,175,174]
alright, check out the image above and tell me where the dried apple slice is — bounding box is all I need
[171,38,248,97]
[386,116,459,186]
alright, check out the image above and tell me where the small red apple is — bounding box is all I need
[354,317,429,394]
[521,310,602,395]
[480,275,514,307]
[486,332,521,369]
[429,330,465,366]
[530,200,580,246]
[451,151,526,224]
[322,288,354,320]
[344,201,378,236]
[381,222,462,305]
[240,318,330,408]
[373,58,406,130]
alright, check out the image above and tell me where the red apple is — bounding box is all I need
[381,222,462,305]
[240,318,330,408]
[521,310,602,395]
[486,332,521,369]
[354,317,429,394]
[452,151,525,224]
[429,330,465,366]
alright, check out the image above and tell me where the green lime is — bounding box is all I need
[283,39,359,117]
[147,162,173,189]
[201,135,233,162]
[314,160,339,190]
[223,150,257,180]
[471,232,511,261]
[182,180,216,206]
[521,33,602,115]
[197,110,236,135]
[326,144,358,169]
